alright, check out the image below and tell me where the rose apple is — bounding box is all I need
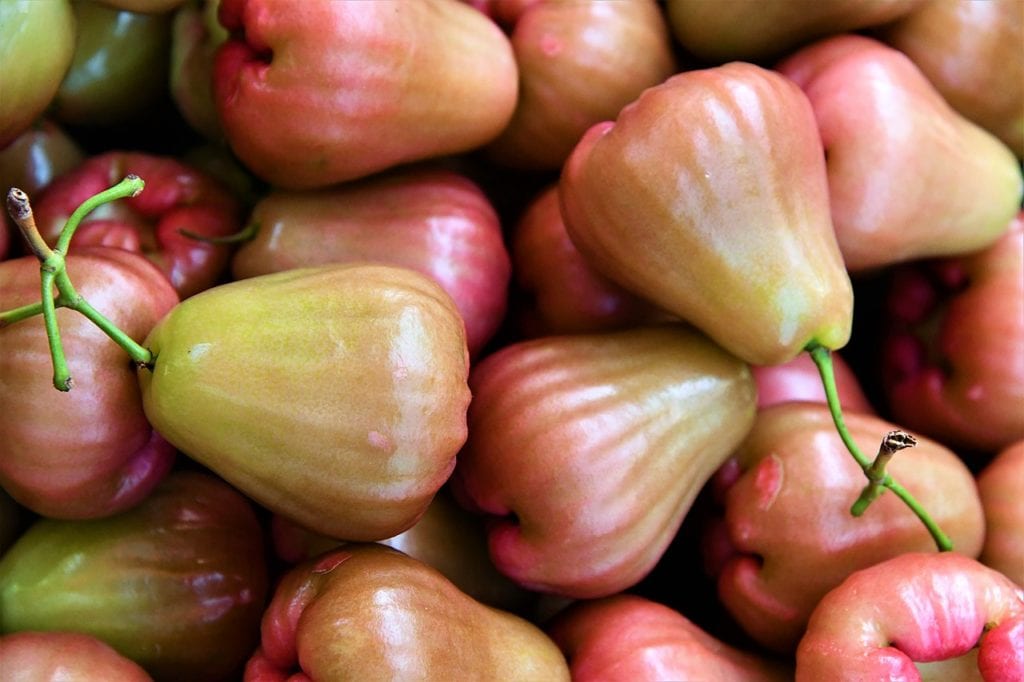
[138,263,470,541]
[230,166,511,357]
[51,0,173,126]
[0,247,179,519]
[32,151,244,298]
[547,594,792,681]
[213,0,518,189]
[485,0,677,170]
[778,34,1023,272]
[881,212,1024,453]
[244,544,570,681]
[511,183,669,337]
[795,552,1024,681]
[451,323,757,598]
[0,631,153,681]
[559,62,852,366]
[879,0,1024,158]
[0,471,269,682]
[0,0,76,147]
[709,402,985,652]
[977,440,1024,586]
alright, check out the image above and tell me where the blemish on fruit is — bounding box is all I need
[753,454,783,511]
[368,430,392,451]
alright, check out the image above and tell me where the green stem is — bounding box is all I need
[0,301,46,328]
[806,342,953,552]
[55,175,144,254]
[40,265,71,391]
[1,176,155,390]
[52,269,154,368]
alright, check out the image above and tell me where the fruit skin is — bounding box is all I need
[795,552,1024,682]
[879,0,1024,158]
[32,151,244,299]
[213,0,518,189]
[138,263,471,542]
[270,487,536,616]
[546,594,793,682]
[708,402,985,653]
[977,440,1024,586]
[778,34,1023,272]
[0,0,76,147]
[0,247,179,519]
[560,62,853,367]
[751,350,873,412]
[0,471,269,682]
[230,166,511,358]
[882,212,1024,454]
[511,183,669,337]
[664,0,925,62]
[244,544,571,681]
[451,323,757,599]
[485,0,677,170]
[0,631,154,682]
[51,0,173,126]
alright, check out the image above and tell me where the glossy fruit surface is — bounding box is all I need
[560,62,853,366]
[213,0,518,188]
[711,402,985,652]
[245,544,571,680]
[0,471,268,682]
[139,263,471,541]
[0,247,179,518]
[453,323,756,598]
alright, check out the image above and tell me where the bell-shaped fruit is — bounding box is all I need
[751,350,873,412]
[451,323,757,598]
[213,0,518,189]
[0,471,269,682]
[244,544,570,680]
[138,263,471,541]
[560,62,853,367]
[778,34,1023,272]
[795,552,1024,681]
[230,166,511,358]
[881,212,1024,454]
[547,594,793,681]
[710,402,985,652]
[0,247,179,519]
[486,0,677,170]
[879,0,1024,158]
[977,440,1024,586]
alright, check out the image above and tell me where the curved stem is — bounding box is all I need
[55,174,144,254]
[806,342,953,552]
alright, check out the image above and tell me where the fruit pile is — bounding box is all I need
[1,0,1022,680]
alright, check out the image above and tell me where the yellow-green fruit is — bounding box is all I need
[138,263,471,541]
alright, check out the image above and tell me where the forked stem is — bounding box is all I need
[806,343,953,552]
[2,176,155,391]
